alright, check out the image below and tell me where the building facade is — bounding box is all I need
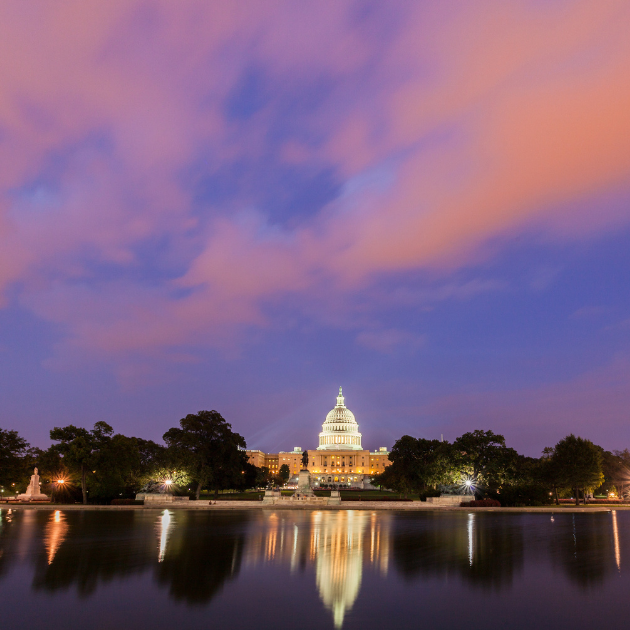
[246,387,391,487]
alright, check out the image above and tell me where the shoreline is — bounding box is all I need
[2,501,628,513]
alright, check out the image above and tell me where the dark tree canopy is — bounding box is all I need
[50,421,114,504]
[2,414,625,507]
[375,436,458,497]
[163,410,246,499]
[279,464,291,482]
[454,430,519,490]
[0,429,31,491]
[552,434,603,505]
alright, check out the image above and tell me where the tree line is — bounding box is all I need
[3,417,628,505]
[374,430,629,505]
[0,411,276,504]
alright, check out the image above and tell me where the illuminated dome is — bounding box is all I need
[317,387,363,451]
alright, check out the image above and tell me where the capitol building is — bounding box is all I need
[246,387,391,487]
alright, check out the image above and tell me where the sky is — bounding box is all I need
[2,1,630,457]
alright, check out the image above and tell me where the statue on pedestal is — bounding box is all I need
[17,468,50,502]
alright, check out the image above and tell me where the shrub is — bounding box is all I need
[111,499,144,505]
[464,498,501,507]
[495,483,553,507]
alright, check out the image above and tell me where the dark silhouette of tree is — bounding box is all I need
[0,428,33,493]
[374,436,457,497]
[256,466,271,487]
[552,435,603,505]
[89,435,165,502]
[163,410,246,499]
[454,430,519,492]
[50,422,114,504]
[279,464,291,483]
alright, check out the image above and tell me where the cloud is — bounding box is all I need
[356,329,425,354]
[1,1,630,362]
[570,306,609,320]
[423,358,630,455]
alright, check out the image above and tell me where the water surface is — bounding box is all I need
[1,508,629,629]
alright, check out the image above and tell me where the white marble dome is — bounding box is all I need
[325,404,356,425]
[317,387,363,451]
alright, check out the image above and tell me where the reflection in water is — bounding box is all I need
[550,513,619,588]
[157,510,173,562]
[2,507,630,629]
[45,510,69,564]
[612,511,621,572]
[315,511,365,629]
[0,510,19,579]
[245,510,390,628]
[392,512,525,590]
[154,511,249,604]
[30,510,250,604]
[32,511,156,596]
[468,512,474,566]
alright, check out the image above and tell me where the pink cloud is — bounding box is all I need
[356,329,425,354]
[423,357,630,455]
[1,1,630,359]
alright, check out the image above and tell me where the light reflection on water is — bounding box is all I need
[0,508,629,630]
[612,510,621,571]
[467,512,474,566]
[157,510,172,563]
[242,510,390,628]
[44,510,69,565]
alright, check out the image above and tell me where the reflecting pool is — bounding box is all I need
[2,508,630,629]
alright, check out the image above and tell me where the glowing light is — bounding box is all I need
[57,479,65,484]
[164,479,173,486]
[459,475,477,494]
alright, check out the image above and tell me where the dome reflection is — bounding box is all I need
[245,510,391,628]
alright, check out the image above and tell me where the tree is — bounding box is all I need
[0,429,32,493]
[163,410,246,499]
[278,464,290,483]
[552,434,603,505]
[33,445,80,503]
[612,449,630,498]
[238,462,259,491]
[593,448,630,497]
[540,446,562,505]
[89,435,165,502]
[255,466,271,488]
[454,430,519,491]
[50,421,114,504]
[375,435,457,497]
